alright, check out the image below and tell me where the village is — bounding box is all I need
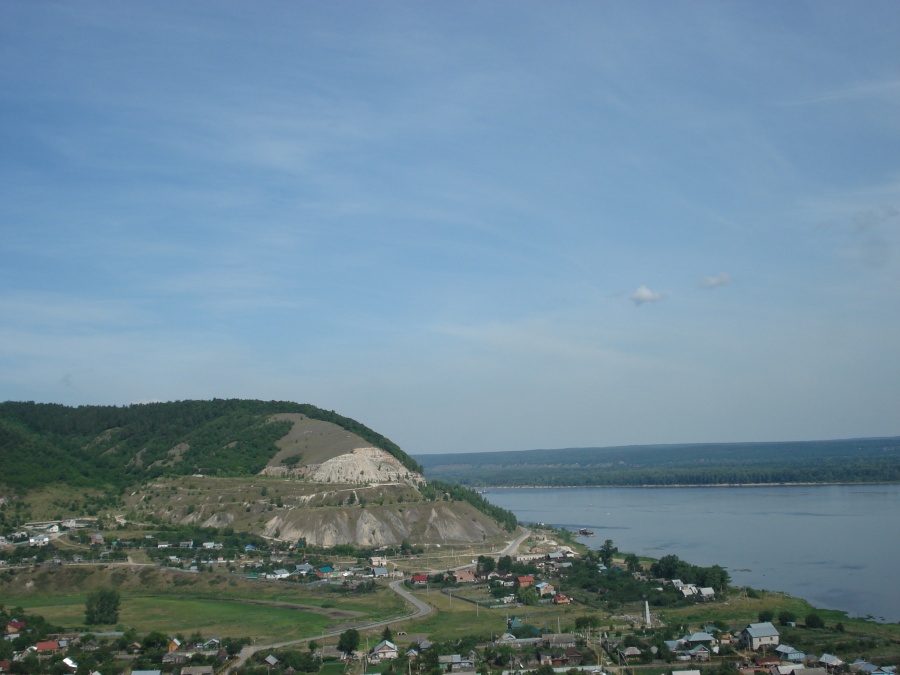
[1,524,896,675]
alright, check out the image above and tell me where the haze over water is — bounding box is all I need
[485,484,900,623]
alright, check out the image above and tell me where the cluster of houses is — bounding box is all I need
[408,544,578,607]
[0,520,100,551]
[0,530,55,548]
[408,570,573,607]
[495,625,591,670]
[670,579,717,601]
[733,623,895,675]
[738,653,897,675]
[657,623,779,663]
[154,541,223,550]
[362,638,481,671]
[140,540,396,580]
[655,623,896,675]
[357,619,896,675]
[1,619,230,675]
[243,555,399,582]
[2,622,95,673]
[1,526,404,583]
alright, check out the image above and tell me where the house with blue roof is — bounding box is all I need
[776,644,806,662]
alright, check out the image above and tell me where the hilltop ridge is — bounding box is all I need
[0,399,515,547]
[0,399,423,490]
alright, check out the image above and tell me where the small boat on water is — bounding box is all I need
[576,527,595,536]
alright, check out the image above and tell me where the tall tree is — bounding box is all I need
[337,629,360,655]
[477,555,496,575]
[599,539,618,566]
[84,589,120,625]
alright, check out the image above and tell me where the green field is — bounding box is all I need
[403,588,595,641]
[317,662,348,675]
[1,566,407,643]
[13,595,335,642]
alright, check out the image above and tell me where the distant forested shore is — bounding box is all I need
[416,436,900,487]
[479,481,900,489]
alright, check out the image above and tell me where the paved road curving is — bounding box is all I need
[229,526,530,672]
[500,527,531,558]
[229,578,433,672]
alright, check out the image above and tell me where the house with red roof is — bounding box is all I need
[35,640,61,653]
[453,568,475,584]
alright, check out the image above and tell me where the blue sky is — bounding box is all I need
[2,2,899,455]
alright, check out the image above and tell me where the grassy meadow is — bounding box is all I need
[0,565,407,643]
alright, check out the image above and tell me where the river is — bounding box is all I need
[483,484,900,623]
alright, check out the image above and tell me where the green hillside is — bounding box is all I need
[415,437,900,486]
[0,399,423,491]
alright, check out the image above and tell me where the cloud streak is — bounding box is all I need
[698,272,731,289]
[631,285,663,306]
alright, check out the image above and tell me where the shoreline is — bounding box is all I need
[483,483,900,624]
[479,481,899,489]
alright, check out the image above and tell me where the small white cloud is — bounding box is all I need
[698,272,731,289]
[631,285,663,305]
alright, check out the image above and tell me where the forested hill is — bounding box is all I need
[415,437,900,487]
[0,399,422,490]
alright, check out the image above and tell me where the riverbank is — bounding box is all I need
[482,481,900,489]
[484,484,900,623]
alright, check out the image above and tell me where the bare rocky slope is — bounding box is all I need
[122,412,507,547]
[2,401,514,546]
[126,474,505,547]
[260,500,503,547]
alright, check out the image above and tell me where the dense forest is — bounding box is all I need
[0,399,423,491]
[415,437,900,486]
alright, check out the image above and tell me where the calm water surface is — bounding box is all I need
[485,484,900,623]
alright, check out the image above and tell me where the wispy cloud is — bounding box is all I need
[853,205,899,232]
[698,272,731,289]
[782,79,900,107]
[0,291,152,332]
[631,285,663,306]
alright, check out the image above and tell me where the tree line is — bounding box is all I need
[0,399,422,491]
[420,480,518,531]
[424,458,900,488]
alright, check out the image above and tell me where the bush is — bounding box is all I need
[805,613,824,629]
[777,610,796,626]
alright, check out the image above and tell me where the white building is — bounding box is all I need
[741,622,780,650]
